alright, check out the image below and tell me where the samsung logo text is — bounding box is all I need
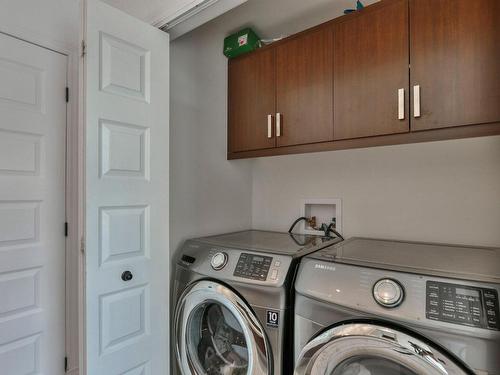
[314,264,336,272]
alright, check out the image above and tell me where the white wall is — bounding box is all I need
[170,25,254,254]
[252,136,500,247]
[170,0,500,250]
[0,0,80,50]
[169,0,381,254]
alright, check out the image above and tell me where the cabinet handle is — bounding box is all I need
[398,88,405,120]
[276,113,281,137]
[413,85,421,118]
[267,114,273,138]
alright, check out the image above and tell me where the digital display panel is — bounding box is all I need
[455,288,480,298]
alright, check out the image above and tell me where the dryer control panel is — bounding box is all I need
[234,253,273,281]
[426,281,500,331]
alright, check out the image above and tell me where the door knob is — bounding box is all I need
[121,270,133,282]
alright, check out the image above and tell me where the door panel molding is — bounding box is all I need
[85,1,170,374]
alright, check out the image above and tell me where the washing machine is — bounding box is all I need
[172,230,342,375]
[294,237,500,375]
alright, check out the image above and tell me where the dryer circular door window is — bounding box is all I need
[175,280,270,375]
[294,322,472,375]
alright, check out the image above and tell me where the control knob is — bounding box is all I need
[373,279,404,308]
[211,252,228,270]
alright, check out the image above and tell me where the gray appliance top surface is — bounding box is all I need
[309,237,500,284]
[194,230,341,257]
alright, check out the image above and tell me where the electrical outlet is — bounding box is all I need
[300,198,342,236]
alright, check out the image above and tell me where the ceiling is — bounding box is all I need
[101,0,175,24]
[101,0,380,37]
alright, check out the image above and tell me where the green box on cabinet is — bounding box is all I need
[223,28,261,58]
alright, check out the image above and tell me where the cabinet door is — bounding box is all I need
[276,29,333,147]
[228,49,276,152]
[333,0,409,140]
[410,0,500,131]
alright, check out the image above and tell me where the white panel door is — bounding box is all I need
[0,33,67,374]
[85,1,170,374]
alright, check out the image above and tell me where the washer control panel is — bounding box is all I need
[233,253,273,281]
[426,281,500,330]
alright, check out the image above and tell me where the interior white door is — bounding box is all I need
[85,1,170,374]
[0,33,67,374]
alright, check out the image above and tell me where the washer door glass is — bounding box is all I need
[187,301,249,374]
[175,280,270,375]
[331,356,417,375]
[294,323,471,375]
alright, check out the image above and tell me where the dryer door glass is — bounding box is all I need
[294,323,471,375]
[187,302,248,374]
[175,280,270,375]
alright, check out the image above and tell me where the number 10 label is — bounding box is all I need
[266,310,279,327]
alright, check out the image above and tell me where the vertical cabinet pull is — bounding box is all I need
[398,88,405,120]
[276,113,281,137]
[413,85,421,118]
[267,114,273,138]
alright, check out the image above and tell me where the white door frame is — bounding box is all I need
[0,14,84,375]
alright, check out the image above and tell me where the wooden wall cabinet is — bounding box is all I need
[228,28,333,153]
[410,0,500,131]
[333,0,409,140]
[228,48,275,152]
[276,29,333,147]
[227,0,500,159]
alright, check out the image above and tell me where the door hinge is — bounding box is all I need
[81,40,86,58]
[64,222,68,237]
[80,237,85,254]
[64,356,68,372]
[65,87,69,103]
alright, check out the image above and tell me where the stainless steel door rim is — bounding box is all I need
[175,280,271,374]
[294,322,471,375]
